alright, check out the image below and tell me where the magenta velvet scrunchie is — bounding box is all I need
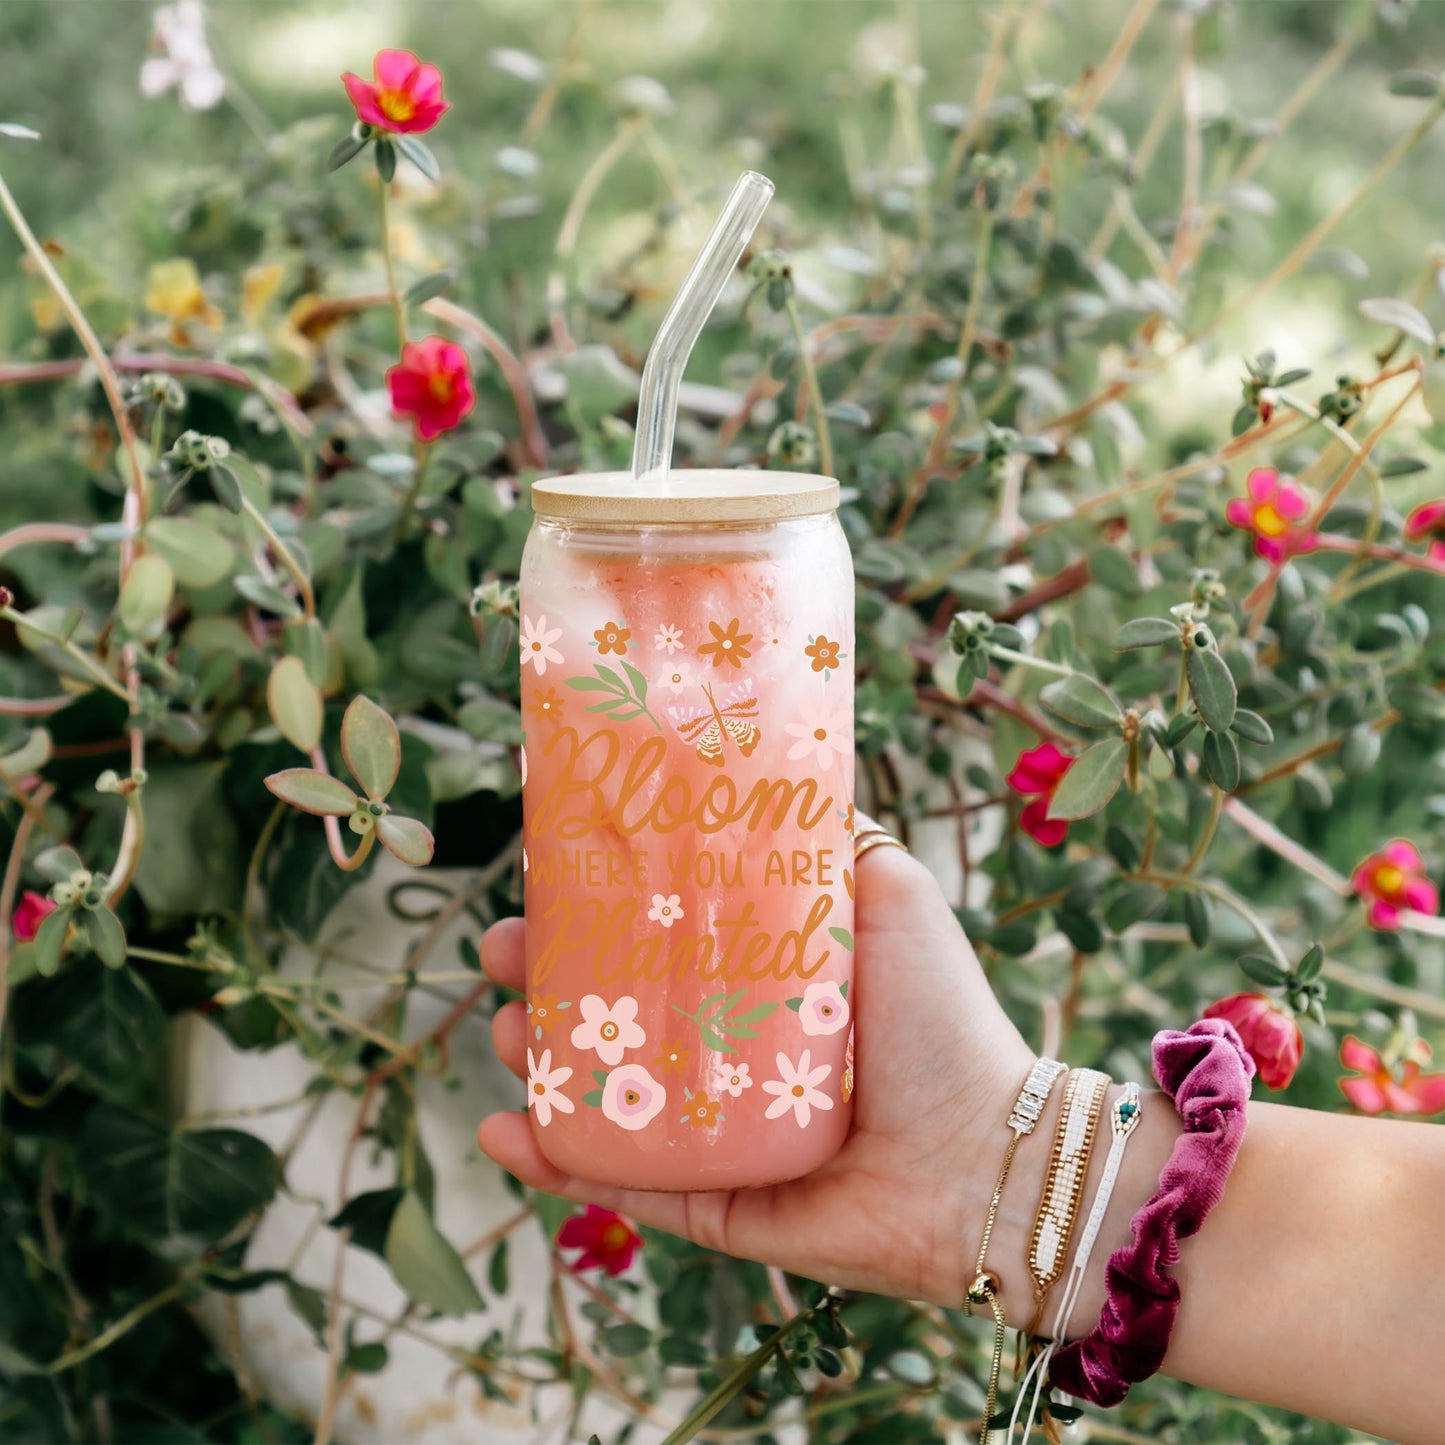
[1047,1018,1254,1407]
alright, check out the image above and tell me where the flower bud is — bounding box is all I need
[766,420,817,471]
[470,578,519,620]
[0,585,13,610]
[749,249,794,312]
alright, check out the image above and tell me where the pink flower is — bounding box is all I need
[1339,1035,1445,1116]
[569,994,645,1066]
[1005,743,1074,849]
[387,336,475,442]
[784,694,852,772]
[1351,839,1439,931]
[761,1049,834,1127]
[798,980,849,1037]
[342,49,449,135]
[525,1048,574,1128]
[519,614,564,675]
[1202,992,1302,1090]
[12,890,56,942]
[719,1062,752,1097]
[1404,498,1445,565]
[1224,467,1318,564]
[557,1204,643,1276]
[599,1063,667,1131]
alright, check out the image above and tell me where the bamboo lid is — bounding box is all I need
[530,470,839,524]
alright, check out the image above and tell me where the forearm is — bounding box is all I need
[969,1086,1445,1443]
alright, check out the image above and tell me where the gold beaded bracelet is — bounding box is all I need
[1025,1067,1110,1334]
[965,1056,1067,1445]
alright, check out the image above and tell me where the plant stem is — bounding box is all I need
[238,497,315,620]
[986,643,1074,678]
[1184,786,1224,874]
[47,1281,186,1374]
[394,439,431,541]
[1145,871,1293,973]
[0,606,132,704]
[783,297,834,478]
[377,178,407,350]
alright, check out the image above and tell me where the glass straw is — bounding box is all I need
[630,170,774,485]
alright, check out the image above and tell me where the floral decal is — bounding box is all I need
[526,1048,574,1127]
[793,980,850,1037]
[720,1062,752,1097]
[654,622,684,654]
[697,618,753,669]
[526,992,570,1039]
[842,1029,855,1102]
[564,661,660,729]
[648,892,684,928]
[1352,839,1439,931]
[598,1063,667,1131]
[1225,467,1318,563]
[805,634,844,675]
[681,1090,722,1129]
[592,621,631,656]
[653,1039,692,1075]
[672,992,778,1053]
[1006,743,1075,848]
[519,615,564,675]
[528,685,564,725]
[569,994,646,1066]
[659,658,697,695]
[761,1050,834,1127]
[784,694,851,771]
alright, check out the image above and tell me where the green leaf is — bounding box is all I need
[1162,712,1198,748]
[488,1237,510,1295]
[1339,725,1381,777]
[785,998,802,1011]
[265,768,357,816]
[34,845,84,883]
[1296,943,1324,983]
[117,553,175,635]
[374,136,397,182]
[345,1340,389,1374]
[1113,617,1179,650]
[12,959,163,1087]
[1202,729,1241,791]
[1104,882,1167,932]
[1086,543,1142,596]
[1359,296,1438,346]
[375,813,435,866]
[988,922,1037,956]
[1389,684,1445,722]
[566,676,623,693]
[81,1108,280,1244]
[1388,70,1445,98]
[1185,645,1237,732]
[1039,674,1122,730]
[145,517,236,588]
[328,130,369,170]
[395,133,441,181]
[32,904,71,977]
[133,762,243,916]
[621,661,649,704]
[287,1282,328,1346]
[341,694,401,800]
[329,1189,405,1257]
[268,656,324,753]
[1047,737,1128,820]
[1239,954,1288,987]
[1230,708,1274,745]
[384,1190,484,1316]
[582,1089,604,1106]
[81,906,127,969]
[604,1323,652,1356]
[235,573,301,619]
[1184,891,1211,948]
[403,269,456,306]
[285,617,328,686]
[1055,907,1103,954]
[827,925,854,950]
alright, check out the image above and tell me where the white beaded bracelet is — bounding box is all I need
[1010,1082,1144,1444]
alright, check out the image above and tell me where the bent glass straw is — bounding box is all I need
[630,170,774,485]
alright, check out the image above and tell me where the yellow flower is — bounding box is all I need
[144,258,222,345]
[241,262,285,322]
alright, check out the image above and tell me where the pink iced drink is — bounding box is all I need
[519,481,854,1190]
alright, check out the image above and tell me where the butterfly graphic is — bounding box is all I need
[666,677,762,767]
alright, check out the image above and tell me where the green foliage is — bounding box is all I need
[2,3,1445,1443]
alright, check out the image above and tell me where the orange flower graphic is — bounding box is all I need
[654,1039,691,1075]
[529,686,564,724]
[593,621,631,655]
[528,993,561,1035]
[806,635,842,672]
[697,618,753,669]
[685,1093,721,1129]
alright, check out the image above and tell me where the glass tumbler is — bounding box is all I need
[518,471,855,1190]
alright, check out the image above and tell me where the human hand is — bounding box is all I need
[476,841,1037,1305]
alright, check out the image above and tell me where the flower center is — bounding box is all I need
[661,906,671,916]
[791,1084,806,1097]
[428,373,455,403]
[530,641,542,652]
[624,1089,640,1105]
[722,639,732,649]
[814,727,828,741]
[1253,503,1288,538]
[600,1021,619,1041]
[533,1082,546,1095]
[601,1222,631,1250]
[1375,864,1406,896]
[377,88,417,125]
[730,1075,740,1086]
[820,1004,834,1016]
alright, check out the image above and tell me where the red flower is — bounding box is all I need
[1404,498,1445,565]
[557,1205,642,1277]
[1202,992,1302,1090]
[1338,1035,1445,1116]
[1005,743,1074,848]
[1224,468,1318,564]
[12,890,56,942]
[342,49,449,135]
[387,336,475,442]
[1351,839,1438,932]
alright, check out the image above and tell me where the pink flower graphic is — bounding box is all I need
[526,1048,574,1127]
[600,1063,667,1131]
[519,615,564,675]
[719,1062,752,1097]
[570,994,646,1065]
[784,695,852,772]
[647,893,684,929]
[654,623,684,654]
[761,1050,834,1128]
[798,980,849,1037]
